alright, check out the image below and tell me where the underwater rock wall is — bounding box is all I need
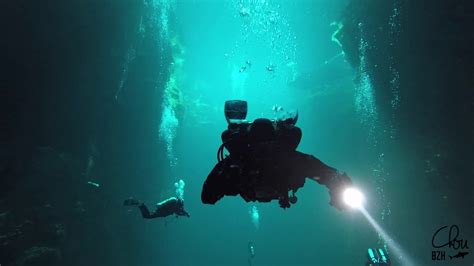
[2,1,174,265]
[338,0,473,248]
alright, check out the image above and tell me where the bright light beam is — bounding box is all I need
[359,207,416,266]
[343,187,364,209]
[341,188,415,265]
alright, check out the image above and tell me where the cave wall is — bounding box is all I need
[338,0,473,244]
[1,1,172,265]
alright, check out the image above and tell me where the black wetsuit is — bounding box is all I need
[201,118,352,209]
[138,197,190,219]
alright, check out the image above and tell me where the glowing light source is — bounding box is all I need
[341,187,416,265]
[360,207,416,266]
[343,187,364,209]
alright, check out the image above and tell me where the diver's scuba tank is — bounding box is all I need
[366,247,391,266]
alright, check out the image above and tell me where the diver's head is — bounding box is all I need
[248,118,276,143]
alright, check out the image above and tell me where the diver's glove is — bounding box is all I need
[326,172,353,211]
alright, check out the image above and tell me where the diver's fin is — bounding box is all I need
[123,197,139,206]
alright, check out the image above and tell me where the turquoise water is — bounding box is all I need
[2,0,472,265]
[135,1,393,265]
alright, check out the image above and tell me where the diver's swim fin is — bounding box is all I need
[123,197,140,206]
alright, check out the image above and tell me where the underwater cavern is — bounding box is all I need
[1,0,473,265]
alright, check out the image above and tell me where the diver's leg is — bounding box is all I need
[201,160,227,204]
[202,159,238,204]
[202,158,239,204]
[138,203,153,219]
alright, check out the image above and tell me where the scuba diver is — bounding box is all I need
[124,196,190,219]
[201,100,354,209]
[248,241,256,266]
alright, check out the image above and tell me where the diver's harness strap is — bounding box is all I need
[217,142,227,162]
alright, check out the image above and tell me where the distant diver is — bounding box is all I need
[239,6,250,17]
[248,241,255,266]
[201,100,354,209]
[272,105,284,112]
[366,247,391,265]
[239,60,252,73]
[265,64,275,72]
[124,196,190,219]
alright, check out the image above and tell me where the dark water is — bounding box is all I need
[2,0,473,265]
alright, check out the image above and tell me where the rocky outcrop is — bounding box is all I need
[337,0,473,245]
[2,1,175,265]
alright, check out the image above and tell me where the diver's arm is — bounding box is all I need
[290,151,341,185]
[292,151,353,210]
[176,209,190,217]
